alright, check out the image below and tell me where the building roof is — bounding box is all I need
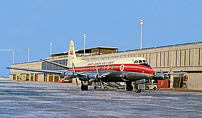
[51,46,118,57]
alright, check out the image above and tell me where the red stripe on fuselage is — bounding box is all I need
[69,64,155,75]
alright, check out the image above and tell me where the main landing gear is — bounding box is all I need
[126,81,133,91]
[81,85,88,90]
[126,81,141,93]
[81,81,88,91]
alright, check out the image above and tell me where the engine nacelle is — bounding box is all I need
[153,73,165,80]
[66,71,74,76]
[85,73,98,79]
[63,71,74,79]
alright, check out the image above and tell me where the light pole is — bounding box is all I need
[28,48,29,62]
[140,19,144,50]
[83,34,86,56]
[50,42,52,59]
[13,51,14,64]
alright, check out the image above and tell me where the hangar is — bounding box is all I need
[9,41,202,90]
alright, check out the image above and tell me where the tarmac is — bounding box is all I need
[0,80,202,117]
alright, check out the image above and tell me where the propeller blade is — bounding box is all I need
[161,80,165,86]
[96,66,104,89]
[168,67,172,82]
[96,65,100,76]
[100,79,104,89]
[75,77,79,87]
[168,67,172,74]
[160,70,165,79]
[72,62,76,77]
[160,70,166,86]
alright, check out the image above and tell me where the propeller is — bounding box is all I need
[160,70,165,85]
[160,67,173,85]
[167,67,172,81]
[96,65,104,89]
[72,62,78,87]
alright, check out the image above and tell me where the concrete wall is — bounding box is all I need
[186,72,202,90]
[11,61,42,74]
[38,74,44,82]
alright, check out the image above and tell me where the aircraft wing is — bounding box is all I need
[40,59,69,69]
[6,67,64,74]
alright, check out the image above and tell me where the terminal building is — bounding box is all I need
[9,42,202,90]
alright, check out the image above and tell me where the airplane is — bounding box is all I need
[7,40,186,93]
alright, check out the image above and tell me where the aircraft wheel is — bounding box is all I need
[104,87,108,90]
[153,87,157,90]
[81,85,88,91]
[81,85,84,91]
[126,86,133,91]
[146,86,149,90]
[94,86,96,89]
[135,89,141,93]
[84,85,88,90]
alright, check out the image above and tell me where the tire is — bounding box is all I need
[84,85,88,90]
[153,87,157,90]
[81,85,84,91]
[126,86,133,91]
[146,86,149,90]
[135,89,141,93]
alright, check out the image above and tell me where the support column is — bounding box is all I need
[53,74,55,82]
[170,71,174,88]
[29,74,31,81]
[47,74,49,82]
[33,73,36,81]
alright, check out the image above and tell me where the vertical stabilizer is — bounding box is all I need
[67,40,85,67]
[68,40,77,67]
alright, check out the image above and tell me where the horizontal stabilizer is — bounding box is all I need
[165,72,187,75]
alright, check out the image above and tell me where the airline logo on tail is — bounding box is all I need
[67,40,86,67]
[70,50,73,55]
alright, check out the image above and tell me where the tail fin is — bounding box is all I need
[67,40,77,67]
[67,40,85,67]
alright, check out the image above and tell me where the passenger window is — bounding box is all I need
[139,60,142,63]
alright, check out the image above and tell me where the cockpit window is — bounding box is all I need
[134,60,138,63]
[134,59,148,64]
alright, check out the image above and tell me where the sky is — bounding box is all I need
[0,0,202,77]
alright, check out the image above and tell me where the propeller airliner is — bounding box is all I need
[7,40,186,93]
